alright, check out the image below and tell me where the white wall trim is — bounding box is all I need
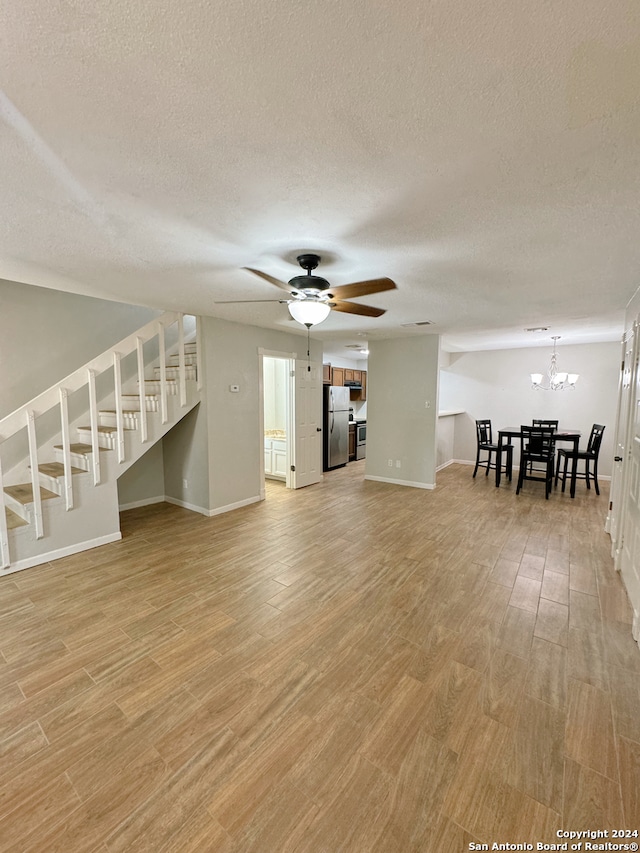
[364,474,435,490]
[164,495,211,516]
[2,531,122,575]
[165,493,262,517]
[118,495,165,511]
[206,494,262,517]
[120,492,269,515]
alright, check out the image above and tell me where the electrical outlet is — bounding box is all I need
[396,460,401,468]
[182,479,188,488]
[425,400,431,408]
[388,459,393,467]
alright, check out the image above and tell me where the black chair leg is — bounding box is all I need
[473,451,480,478]
[561,455,569,493]
[593,460,600,495]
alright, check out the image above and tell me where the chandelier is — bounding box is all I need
[531,336,579,391]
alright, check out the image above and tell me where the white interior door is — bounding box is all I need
[609,332,633,549]
[617,320,640,641]
[291,359,322,489]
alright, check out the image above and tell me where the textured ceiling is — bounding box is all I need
[1,0,639,352]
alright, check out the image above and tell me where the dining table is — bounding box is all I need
[495,427,581,487]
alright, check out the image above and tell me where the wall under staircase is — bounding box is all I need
[0,313,201,574]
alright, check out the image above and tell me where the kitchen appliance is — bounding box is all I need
[356,421,367,460]
[323,385,350,470]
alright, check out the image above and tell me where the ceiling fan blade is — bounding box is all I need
[243,267,297,293]
[324,277,396,300]
[329,300,386,317]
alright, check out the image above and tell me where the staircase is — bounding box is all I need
[0,312,202,574]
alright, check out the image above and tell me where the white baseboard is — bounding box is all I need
[3,531,123,575]
[118,495,165,511]
[121,493,264,517]
[206,495,262,517]
[364,475,435,490]
[164,495,211,516]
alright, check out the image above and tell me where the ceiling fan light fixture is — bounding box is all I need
[287,300,331,326]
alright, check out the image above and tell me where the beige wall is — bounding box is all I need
[202,317,323,512]
[0,278,159,418]
[117,441,166,508]
[366,335,439,488]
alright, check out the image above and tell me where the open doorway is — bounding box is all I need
[258,348,323,498]
[259,350,295,497]
[262,354,293,491]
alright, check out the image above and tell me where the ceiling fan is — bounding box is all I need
[217,253,397,327]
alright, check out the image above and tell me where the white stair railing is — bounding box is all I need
[26,411,43,539]
[0,311,199,570]
[0,457,8,568]
[59,388,73,510]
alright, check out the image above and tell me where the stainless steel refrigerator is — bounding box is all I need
[323,385,350,471]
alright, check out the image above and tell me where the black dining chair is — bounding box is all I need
[532,419,559,429]
[555,424,605,498]
[473,419,513,480]
[516,425,556,498]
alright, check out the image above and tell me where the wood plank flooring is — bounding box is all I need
[0,462,638,851]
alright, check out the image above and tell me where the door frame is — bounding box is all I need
[258,348,296,496]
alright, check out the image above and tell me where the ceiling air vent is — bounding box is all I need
[401,321,433,327]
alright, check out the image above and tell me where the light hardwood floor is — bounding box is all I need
[0,462,638,851]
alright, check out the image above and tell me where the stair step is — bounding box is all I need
[54,443,105,454]
[76,425,120,448]
[136,381,177,396]
[98,411,139,429]
[5,507,29,530]
[53,443,108,472]
[167,354,197,366]
[38,462,85,477]
[76,425,118,434]
[4,483,59,506]
[153,366,197,380]
[120,395,161,410]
